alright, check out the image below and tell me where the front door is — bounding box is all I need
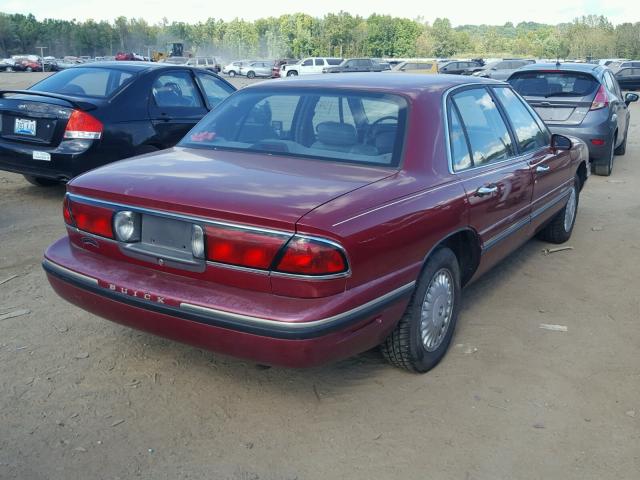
[447,87,534,276]
[148,70,208,147]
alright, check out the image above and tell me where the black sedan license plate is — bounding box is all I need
[14,118,36,136]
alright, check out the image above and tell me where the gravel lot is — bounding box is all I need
[1,72,639,480]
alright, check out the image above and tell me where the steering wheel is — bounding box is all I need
[164,81,182,97]
[364,116,398,144]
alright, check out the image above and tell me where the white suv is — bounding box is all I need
[281,57,343,76]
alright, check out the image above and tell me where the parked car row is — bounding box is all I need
[0,61,634,374]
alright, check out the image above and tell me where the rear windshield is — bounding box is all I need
[509,71,599,98]
[180,89,408,167]
[30,67,134,98]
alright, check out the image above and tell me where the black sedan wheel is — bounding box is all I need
[381,247,461,373]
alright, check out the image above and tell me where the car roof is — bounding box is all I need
[244,72,501,96]
[66,61,201,72]
[514,62,604,75]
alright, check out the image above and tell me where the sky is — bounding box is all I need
[0,0,636,26]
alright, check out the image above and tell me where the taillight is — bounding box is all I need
[590,85,609,111]
[275,237,348,276]
[64,110,103,140]
[64,196,114,238]
[204,225,288,270]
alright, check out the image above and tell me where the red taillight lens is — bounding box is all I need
[204,225,287,270]
[63,196,74,226]
[65,197,114,238]
[64,110,103,139]
[275,237,347,276]
[590,85,609,111]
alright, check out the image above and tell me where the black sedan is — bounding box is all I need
[0,62,235,186]
[615,67,640,91]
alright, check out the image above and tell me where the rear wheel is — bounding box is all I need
[286,70,298,77]
[593,137,615,176]
[23,175,59,187]
[381,247,461,373]
[614,128,627,156]
[25,66,32,72]
[247,71,256,79]
[537,175,579,244]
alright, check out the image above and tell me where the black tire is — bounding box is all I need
[6,66,13,72]
[228,70,236,77]
[25,66,32,72]
[381,247,461,373]
[614,129,627,156]
[247,71,256,79]
[536,175,580,244]
[23,175,59,187]
[286,70,298,77]
[593,134,615,176]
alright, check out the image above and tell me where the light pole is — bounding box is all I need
[35,46,47,72]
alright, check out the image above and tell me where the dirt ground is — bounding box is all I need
[1,72,639,480]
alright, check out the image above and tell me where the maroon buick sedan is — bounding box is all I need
[43,74,588,372]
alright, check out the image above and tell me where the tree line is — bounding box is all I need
[0,12,638,61]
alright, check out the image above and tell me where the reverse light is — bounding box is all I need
[64,110,103,140]
[191,225,205,259]
[590,85,609,111]
[64,197,114,238]
[113,211,141,242]
[204,225,288,270]
[275,237,347,276]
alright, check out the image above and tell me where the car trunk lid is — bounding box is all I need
[0,91,101,147]
[67,147,395,231]
[508,71,599,126]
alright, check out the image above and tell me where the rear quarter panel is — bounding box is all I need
[297,90,469,296]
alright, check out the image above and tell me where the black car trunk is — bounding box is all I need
[509,71,599,126]
[0,92,100,147]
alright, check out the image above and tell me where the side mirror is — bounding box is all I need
[551,134,572,151]
[625,92,639,106]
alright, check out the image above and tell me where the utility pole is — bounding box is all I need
[35,46,47,71]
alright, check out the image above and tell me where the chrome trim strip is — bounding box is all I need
[42,258,99,286]
[531,188,571,220]
[66,194,351,280]
[179,281,415,330]
[67,193,293,237]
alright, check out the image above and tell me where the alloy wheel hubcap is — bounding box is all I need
[420,269,454,352]
[564,186,577,232]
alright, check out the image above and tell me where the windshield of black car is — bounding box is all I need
[180,89,408,167]
[508,71,599,98]
[30,67,134,98]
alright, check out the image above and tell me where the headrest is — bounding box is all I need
[316,122,357,146]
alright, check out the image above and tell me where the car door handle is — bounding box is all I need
[475,185,498,197]
[536,164,550,174]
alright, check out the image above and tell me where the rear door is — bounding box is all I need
[603,69,628,140]
[148,69,207,147]
[313,58,325,74]
[508,70,599,126]
[447,86,534,268]
[491,86,572,231]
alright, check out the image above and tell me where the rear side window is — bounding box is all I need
[493,87,548,153]
[451,88,514,168]
[509,71,599,98]
[315,59,325,66]
[448,104,472,170]
[195,73,234,108]
[31,67,133,98]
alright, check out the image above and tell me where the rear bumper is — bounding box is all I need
[548,122,613,162]
[0,139,96,181]
[43,237,412,367]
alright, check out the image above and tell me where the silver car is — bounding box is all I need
[239,61,274,79]
[473,59,535,80]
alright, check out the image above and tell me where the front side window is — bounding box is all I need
[152,71,203,108]
[180,90,408,166]
[451,88,514,167]
[302,59,313,66]
[195,72,235,108]
[493,87,548,153]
